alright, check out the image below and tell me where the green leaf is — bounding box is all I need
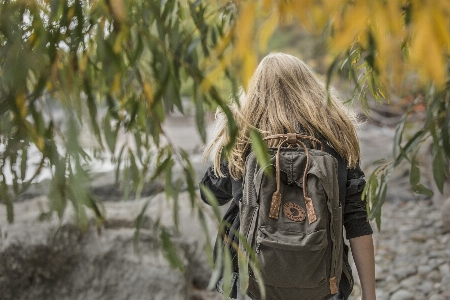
[194,90,206,143]
[222,246,233,297]
[409,155,420,187]
[442,108,450,159]
[160,228,185,271]
[199,184,222,221]
[432,148,445,193]
[0,181,14,223]
[325,56,341,104]
[250,129,270,170]
[208,234,224,290]
[20,146,27,181]
[414,184,434,197]
[151,156,173,181]
[134,198,152,249]
[103,113,118,154]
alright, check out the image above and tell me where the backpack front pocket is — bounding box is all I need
[255,227,329,288]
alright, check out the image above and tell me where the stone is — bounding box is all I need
[418,281,434,295]
[393,266,417,280]
[390,289,415,300]
[427,270,442,282]
[418,264,435,275]
[428,295,445,300]
[409,233,427,243]
[439,263,450,275]
[399,275,420,289]
[441,274,450,286]
[441,198,450,234]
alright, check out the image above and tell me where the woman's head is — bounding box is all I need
[205,52,361,179]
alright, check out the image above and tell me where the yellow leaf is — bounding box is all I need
[143,81,154,107]
[110,0,126,23]
[258,12,278,51]
[15,93,27,118]
[330,2,370,52]
[112,74,121,94]
[410,9,446,89]
[28,33,36,44]
[262,0,273,13]
[386,0,403,35]
[46,81,53,91]
[67,7,75,20]
[113,31,125,53]
[291,0,321,31]
[432,6,450,50]
[372,2,390,73]
[79,52,89,73]
[35,136,45,152]
[200,52,232,92]
[234,2,256,57]
[241,52,257,90]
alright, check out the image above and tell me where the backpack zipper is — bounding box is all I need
[255,243,261,254]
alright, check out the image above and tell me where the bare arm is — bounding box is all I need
[349,234,376,300]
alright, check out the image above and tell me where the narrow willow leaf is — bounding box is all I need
[171,178,183,231]
[20,146,27,181]
[361,171,376,202]
[415,184,434,197]
[1,182,14,223]
[208,233,224,291]
[160,228,185,272]
[209,89,238,153]
[194,90,207,143]
[396,129,426,166]
[238,247,250,299]
[134,198,151,249]
[199,184,222,221]
[115,144,126,184]
[151,157,173,181]
[442,109,450,158]
[103,114,118,154]
[250,129,270,170]
[222,246,233,297]
[86,193,104,220]
[134,131,143,165]
[129,151,140,194]
[368,175,379,217]
[410,155,420,187]
[325,56,341,104]
[432,148,445,193]
[123,163,131,201]
[197,207,214,263]
[85,81,103,148]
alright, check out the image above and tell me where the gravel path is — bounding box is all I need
[348,200,450,300]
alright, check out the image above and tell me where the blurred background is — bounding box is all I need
[0,1,449,299]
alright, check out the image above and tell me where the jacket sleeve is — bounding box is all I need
[200,162,234,206]
[343,165,373,239]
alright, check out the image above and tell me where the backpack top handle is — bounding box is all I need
[263,133,324,224]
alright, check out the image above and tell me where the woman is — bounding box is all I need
[200,53,376,300]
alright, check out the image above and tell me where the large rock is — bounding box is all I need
[0,193,219,300]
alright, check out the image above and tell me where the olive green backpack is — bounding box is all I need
[239,133,343,300]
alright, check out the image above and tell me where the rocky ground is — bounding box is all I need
[351,200,450,300]
[1,113,450,300]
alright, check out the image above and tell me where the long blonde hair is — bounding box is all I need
[204,52,361,179]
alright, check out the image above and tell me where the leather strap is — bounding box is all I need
[264,134,323,224]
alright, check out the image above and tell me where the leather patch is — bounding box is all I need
[269,191,282,219]
[283,202,306,222]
